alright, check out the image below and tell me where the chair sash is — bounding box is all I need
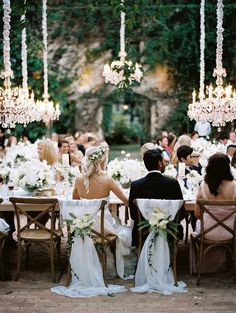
[131,199,187,295]
[51,199,126,297]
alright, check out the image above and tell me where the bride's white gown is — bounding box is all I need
[51,199,131,298]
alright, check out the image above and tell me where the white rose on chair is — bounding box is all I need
[66,213,94,238]
[12,159,55,192]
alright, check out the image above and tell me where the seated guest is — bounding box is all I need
[129,149,183,247]
[156,135,170,162]
[191,131,199,141]
[37,139,58,166]
[217,132,228,146]
[177,145,202,175]
[230,150,236,179]
[229,130,236,145]
[140,142,156,159]
[58,140,70,165]
[226,144,236,162]
[171,134,191,165]
[68,139,84,167]
[195,153,236,272]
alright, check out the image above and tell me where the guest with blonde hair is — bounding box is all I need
[140,142,156,159]
[37,139,58,165]
[171,134,191,165]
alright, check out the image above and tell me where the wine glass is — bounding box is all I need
[8,180,14,191]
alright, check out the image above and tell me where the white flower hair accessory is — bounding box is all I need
[88,147,107,162]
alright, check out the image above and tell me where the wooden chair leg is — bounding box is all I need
[0,240,5,281]
[50,244,55,283]
[15,243,22,281]
[196,242,203,286]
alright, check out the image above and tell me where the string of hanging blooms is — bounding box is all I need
[102,0,143,90]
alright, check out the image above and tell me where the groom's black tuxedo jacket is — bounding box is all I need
[129,172,183,246]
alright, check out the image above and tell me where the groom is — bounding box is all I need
[129,148,184,247]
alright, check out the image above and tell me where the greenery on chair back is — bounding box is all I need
[0,1,236,139]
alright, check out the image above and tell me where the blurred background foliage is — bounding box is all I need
[0,0,236,141]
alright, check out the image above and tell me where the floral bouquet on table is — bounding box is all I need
[4,141,38,167]
[107,151,145,188]
[10,159,55,193]
[138,207,179,270]
[163,163,178,179]
[186,170,203,188]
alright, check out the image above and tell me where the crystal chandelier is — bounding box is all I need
[188,0,236,129]
[36,0,60,125]
[0,0,31,128]
[102,0,143,89]
[19,1,40,125]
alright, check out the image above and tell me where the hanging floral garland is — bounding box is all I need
[102,0,143,90]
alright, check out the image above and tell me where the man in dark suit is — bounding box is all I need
[129,149,183,247]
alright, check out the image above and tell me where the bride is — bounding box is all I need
[72,143,134,279]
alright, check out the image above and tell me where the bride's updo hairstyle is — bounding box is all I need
[82,143,109,193]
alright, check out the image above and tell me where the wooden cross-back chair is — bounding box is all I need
[191,199,236,286]
[134,199,184,286]
[9,197,62,282]
[0,198,8,281]
[63,199,117,285]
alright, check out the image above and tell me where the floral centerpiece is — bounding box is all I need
[163,164,178,179]
[139,207,179,270]
[103,60,143,89]
[186,170,203,188]
[107,151,146,188]
[10,159,55,192]
[4,141,38,167]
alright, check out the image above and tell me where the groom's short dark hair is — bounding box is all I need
[143,149,163,171]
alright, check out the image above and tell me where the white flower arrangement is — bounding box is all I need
[107,152,145,187]
[186,170,203,187]
[4,141,38,167]
[102,59,143,89]
[191,137,227,168]
[10,159,55,192]
[163,163,178,179]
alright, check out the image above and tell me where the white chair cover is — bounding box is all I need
[51,199,126,297]
[131,199,187,295]
[0,218,10,233]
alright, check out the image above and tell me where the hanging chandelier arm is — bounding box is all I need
[199,0,205,100]
[1,0,14,80]
[21,0,28,92]
[119,0,127,61]
[213,0,226,84]
[42,0,49,100]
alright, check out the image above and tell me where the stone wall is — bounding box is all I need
[50,40,178,138]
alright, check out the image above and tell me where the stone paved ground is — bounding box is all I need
[1,240,236,313]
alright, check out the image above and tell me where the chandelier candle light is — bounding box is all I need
[36,0,60,125]
[188,0,236,129]
[102,0,143,89]
[0,0,30,128]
